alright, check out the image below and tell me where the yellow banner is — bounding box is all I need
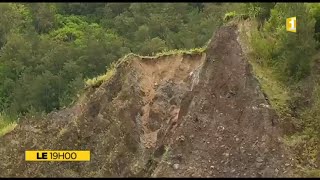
[25,150,90,161]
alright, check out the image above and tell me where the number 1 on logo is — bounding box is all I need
[286,17,296,33]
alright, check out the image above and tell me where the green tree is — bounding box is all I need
[139,37,167,55]
[0,3,32,48]
[56,3,105,16]
[28,3,57,34]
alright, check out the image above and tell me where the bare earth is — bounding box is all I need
[0,25,294,177]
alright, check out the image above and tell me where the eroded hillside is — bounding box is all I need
[0,25,295,177]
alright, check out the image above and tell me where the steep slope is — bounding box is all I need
[0,25,294,177]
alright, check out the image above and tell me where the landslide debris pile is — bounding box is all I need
[0,25,294,177]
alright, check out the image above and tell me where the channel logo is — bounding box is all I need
[286,17,296,33]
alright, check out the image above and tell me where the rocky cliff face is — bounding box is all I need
[0,25,294,177]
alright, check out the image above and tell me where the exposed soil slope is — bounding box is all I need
[0,25,294,177]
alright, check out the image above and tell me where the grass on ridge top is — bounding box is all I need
[85,67,116,88]
[0,113,17,137]
[85,47,207,88]
[153,47,206,58]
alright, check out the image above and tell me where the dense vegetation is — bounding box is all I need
[0,2,320,176]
